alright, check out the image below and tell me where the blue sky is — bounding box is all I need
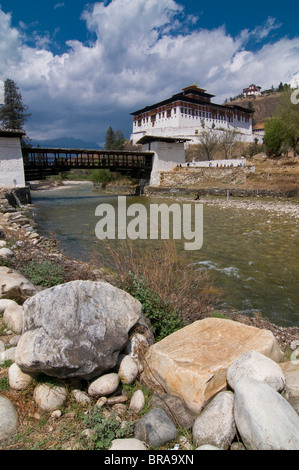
[0,0,299,146]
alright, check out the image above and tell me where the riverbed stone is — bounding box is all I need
[192,391,235,449]
[129,390,145,414]
[0,247,14,260]
[34,384,68,412]
[227,350,286,392]
[3,302,23,335]
[0,396,18,441]
[72,389,92,405]
[15,280,142,379]
[118,354,139,384]
[280,361,299,414]
[8,363,34,390]
[88,373,120,397]
[150,392,194,429]
[0,266,37,303]
[234,377,299,450]
[141,318,283,414]
[109,438,147,450]
[134,408,177,447]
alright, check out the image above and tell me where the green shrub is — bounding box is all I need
[125,273,185,341]
[20,260,64,287]
[83,407,133,450]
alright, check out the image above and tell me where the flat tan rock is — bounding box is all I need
[141,318,284,415]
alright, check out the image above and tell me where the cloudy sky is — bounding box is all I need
[0,0,299,147]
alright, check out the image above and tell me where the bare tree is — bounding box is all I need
[198,129,219,160]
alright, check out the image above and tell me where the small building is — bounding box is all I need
[131,84,254,146]
[0,129,26,188]
[137,135,188,186]
[253,123,265,137]
[243,84,262,97]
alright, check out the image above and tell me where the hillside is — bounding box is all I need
[227,92,283,124]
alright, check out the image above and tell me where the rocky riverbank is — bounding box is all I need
[0,188,299,450]
[145,187,299,220]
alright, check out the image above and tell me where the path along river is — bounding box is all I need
[31,183,299,328]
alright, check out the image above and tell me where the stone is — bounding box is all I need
[0,396,18,441]
[192,391,235,449]
[51,410,62,419]
[107,395,128,405]
[96,397,108,408]
[134,408,177,447]
[72,389,92,405]
[0,247,14,260]
[0,299,17,313]
[3,303,23,335]
[125,333,150,357]
[8,363,34,390]
[0,266,37,303]
[129,390,145,414]
[88,373,120,397]
[9,335,21,346]
[150,393,194,429]
[118,354,139,384]
[34,384,68,412]
[234,377,299,450]
[0,241,6,248]
[227,350,286,392]
[142,318,283,414]
[280,361,299,414]
[15,280,142,379]
[195,444,222,450]
[1,346,16,362]
[109,438,147,450]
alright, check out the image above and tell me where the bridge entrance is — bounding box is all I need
[22,147,154,181]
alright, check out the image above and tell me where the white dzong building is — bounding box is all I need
[130,84,255,145]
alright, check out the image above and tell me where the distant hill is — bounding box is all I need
[227,92,283,124]
[32,136,102,150]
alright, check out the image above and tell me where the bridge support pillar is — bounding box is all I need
[0,130,26,188]
[140,137,186,186]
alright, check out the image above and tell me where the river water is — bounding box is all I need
[31,183,299,328]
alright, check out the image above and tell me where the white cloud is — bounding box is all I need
[54,3,65,10]
[0,1,299,144]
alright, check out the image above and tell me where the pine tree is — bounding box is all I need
[0,78,31,130]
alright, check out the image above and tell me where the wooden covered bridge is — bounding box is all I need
[22,147,155,181]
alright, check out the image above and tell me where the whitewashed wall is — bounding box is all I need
[0,136,25,187]
[142,140,185,186]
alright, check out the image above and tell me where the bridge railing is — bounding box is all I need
[22,148,153,169]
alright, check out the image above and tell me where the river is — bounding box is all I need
[31,183,299,328]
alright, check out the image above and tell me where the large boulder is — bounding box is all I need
[234,377,299,450]
[0,396,18,442]
[15,280,142,379]
[192,391,235,449]
[0,267,37,303]
[280,361,299,414]
[227,350,286,392]
[141,318,284,414]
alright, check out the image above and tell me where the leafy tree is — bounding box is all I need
[0,78,31,130]
[104,126,126,150]
[264,90,299,156]
[90,169,114,187]
[104,126,115,150]
[264,117,287,156]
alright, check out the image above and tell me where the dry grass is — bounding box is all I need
[103,239,219,325]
